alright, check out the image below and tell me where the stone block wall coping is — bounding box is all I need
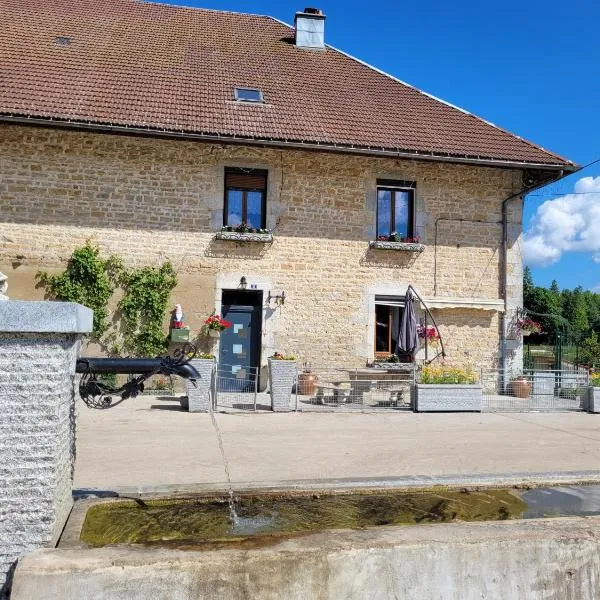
[369,240,425,253]
[215,231,274,243]
[0,300,93,333]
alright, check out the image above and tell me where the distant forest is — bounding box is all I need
[523,266,600,367]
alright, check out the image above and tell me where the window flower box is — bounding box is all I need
[369,240,425,253]
[216,227,273,243]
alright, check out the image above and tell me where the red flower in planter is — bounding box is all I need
[203,313,232,332]
[417,324,440,341]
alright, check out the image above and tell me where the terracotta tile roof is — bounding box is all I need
[0,0,575,168]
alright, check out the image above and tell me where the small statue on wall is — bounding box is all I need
[171,304,185,329]
[170,303,190,342]
[0,272,8,301]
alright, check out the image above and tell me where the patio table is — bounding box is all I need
[315,382,352,405]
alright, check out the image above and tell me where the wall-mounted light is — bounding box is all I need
[267,290,286,306]
[239,276,247,290]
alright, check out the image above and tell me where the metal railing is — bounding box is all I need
[214,364,260,411]
[481,367,590,412]
[295,365,415,411]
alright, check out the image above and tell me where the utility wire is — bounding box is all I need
[529,192,600,196]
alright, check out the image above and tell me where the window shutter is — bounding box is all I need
[375,295,405,308]
[225,169,267,191]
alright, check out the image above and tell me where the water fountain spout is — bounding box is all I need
[75,344,200,408]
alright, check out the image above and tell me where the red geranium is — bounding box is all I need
[417,324,440,341]
[203,313,231,332]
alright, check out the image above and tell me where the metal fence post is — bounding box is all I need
[295,365,299,412]
[212,362,217,410]
[253,366,258,412]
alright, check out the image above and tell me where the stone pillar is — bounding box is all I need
[0,301,92,599]
[183,358,216,412]
[268,359,297,412]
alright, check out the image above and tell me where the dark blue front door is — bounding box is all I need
[218,291,262,391]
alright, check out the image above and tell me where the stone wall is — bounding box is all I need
[0,301,92,599]
[0,123,523,368]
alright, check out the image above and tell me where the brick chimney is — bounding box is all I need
[294,8,326,49]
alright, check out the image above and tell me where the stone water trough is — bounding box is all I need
[11,486,600,600]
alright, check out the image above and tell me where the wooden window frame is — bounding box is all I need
[376,180,416,239]
[374,304,394,357]
[223,168,268,229]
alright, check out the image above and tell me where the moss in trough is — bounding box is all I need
[80,488,527,548]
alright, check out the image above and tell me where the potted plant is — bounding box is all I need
[511,375,531,399]
[516,317,543,337]
[413,365,482,412]
[417,324,440,350]
[201,312,231,338]
[586,372,600,413]
[182,352,216,413]
[297,362,318,396]
[268,352,297,412]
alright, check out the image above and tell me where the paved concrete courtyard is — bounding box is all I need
[75,395,600,491]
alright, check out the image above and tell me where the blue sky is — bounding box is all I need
[157,0,600,291]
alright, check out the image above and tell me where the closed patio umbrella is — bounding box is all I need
[398,288,418,355]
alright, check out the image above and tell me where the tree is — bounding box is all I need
[570,287,590,342]
[523,266,535,309]
[580,331,600,368]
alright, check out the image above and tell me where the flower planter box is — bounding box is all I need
[369,241,425,253]
[216,231,273,243]
[268,359,297,412]
[169,327,190,343]
[585,387,600,413]
[412,384,482,412]
[182,358,216,413]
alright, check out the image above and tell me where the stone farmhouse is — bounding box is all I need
[0,0,577,375]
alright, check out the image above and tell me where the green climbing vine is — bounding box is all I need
[117,262,178,357]
[36,242,122,340]
[37,242,177,357]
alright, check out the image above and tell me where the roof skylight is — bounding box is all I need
[234,88,264,103]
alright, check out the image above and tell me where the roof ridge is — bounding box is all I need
[267,15,574,166]
[139,0,269,19]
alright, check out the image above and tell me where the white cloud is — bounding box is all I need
[523,176,600,267]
